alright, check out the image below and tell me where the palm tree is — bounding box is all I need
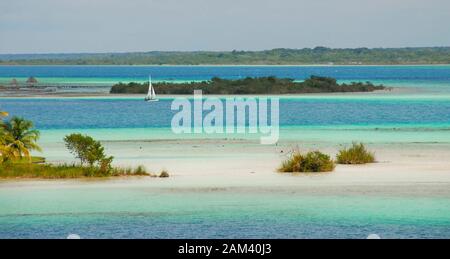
[2,117,41,161]
[0,111,8,137]
[0,144,15,163]
[0,111,7,132]
[0,111,9,163]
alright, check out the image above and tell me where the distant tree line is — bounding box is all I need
[1,47,449,65]
[110,76,386,95]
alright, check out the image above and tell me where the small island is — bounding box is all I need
[110,76,386,95]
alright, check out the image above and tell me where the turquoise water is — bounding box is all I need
[1,66,450,136]
[1,97,449,145]
[0,187,449,239]
[1,65,450,92]
[0,65,450,239]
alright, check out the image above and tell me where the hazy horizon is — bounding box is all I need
[1,0,450,54]
[1,46,450,56]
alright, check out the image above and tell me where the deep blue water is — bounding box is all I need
[2,214,448,239]
[1,65,450,82]
[1,98,450,129]
[1,65,449,132]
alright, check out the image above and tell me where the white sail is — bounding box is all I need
[147,76,153,97]
[145,75,158,101]
[151,85,156,98]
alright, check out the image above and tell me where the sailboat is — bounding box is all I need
[145,75,159,102]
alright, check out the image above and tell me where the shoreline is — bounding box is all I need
[1,140,450,198]
[0,139,450,198]
[1,64,450,67]
[0,87,430,99]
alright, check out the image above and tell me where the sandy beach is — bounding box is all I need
[2,138,449,198]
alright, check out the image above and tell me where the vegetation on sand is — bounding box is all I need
[64,133,113,167]
[159,170,170,178]
[278,150,335,173]
[336,142,375,164]
[62,133,154,177]
[1,114,158,178]
[0,163,150,179]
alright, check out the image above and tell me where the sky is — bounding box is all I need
[0,0,450,54]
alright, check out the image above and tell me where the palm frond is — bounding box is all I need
[1,117,41,160]
[0,111,8,118]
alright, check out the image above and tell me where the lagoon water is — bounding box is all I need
[1,65,450,142]
[1,186,449,239]
[0,65,450,238]
[1,97,450,146]
[1,65,450,92]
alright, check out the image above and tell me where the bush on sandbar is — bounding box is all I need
[278,150,335,173]
[159,170,169,178]
[336,142,375,164]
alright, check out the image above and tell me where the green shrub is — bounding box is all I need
[159,170,170,178]
[336,142,375,164]
[278,150,335,173]
[64,133,113,168]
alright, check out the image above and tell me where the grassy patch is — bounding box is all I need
[110,165,151,177]
[0,163,152,179]
[278,150,335,173]
[336,142,375,164]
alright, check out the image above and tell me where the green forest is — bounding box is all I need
[1,47,449,65]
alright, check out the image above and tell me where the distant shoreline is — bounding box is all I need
[1,47,449,66]
[1,64,450,67]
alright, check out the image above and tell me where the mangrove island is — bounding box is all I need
[110,76,386,95]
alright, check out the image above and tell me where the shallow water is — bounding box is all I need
[1,97,449,147]
[0,185,449,239]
